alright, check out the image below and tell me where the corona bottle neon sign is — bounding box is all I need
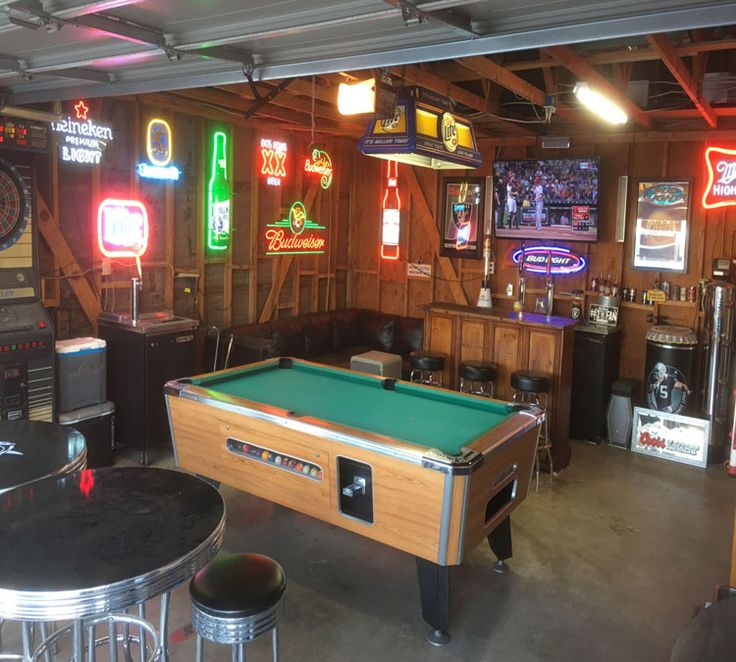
[702,146,736,209]
[265,201,326,255]
[206,130,232,252]
[260,138,287,186]
[97,199,149,258]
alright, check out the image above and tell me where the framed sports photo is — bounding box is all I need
[633,180,691,272]
[440,177,485,259]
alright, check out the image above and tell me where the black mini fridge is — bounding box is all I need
[98,312,198,465]
[570,325,621,443]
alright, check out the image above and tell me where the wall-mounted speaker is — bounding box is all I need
[615,175,628,243]
[541,136,571,149]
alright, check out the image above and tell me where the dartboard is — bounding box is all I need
[0,159,29,251]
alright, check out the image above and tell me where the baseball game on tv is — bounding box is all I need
[492,157,600,242]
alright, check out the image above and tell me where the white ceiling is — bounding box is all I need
[1,0,735,104]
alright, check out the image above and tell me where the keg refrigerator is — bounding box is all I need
[700,261,736,464]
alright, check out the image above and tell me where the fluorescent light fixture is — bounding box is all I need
[573,82,628,125]
[337,78,376,115]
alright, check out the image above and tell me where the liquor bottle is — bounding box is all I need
[590,274,598,292]
[207,130,231,252]
[381,160,401,260]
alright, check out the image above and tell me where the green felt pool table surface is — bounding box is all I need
[191,360,515,455]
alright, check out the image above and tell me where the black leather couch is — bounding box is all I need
[205,308,424,378]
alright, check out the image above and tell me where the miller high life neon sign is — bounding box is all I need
[265,201,326,255]
[703,146,736,209]
[97,199,149,258]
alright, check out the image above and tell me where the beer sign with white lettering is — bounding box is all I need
[97,199,149,258]
[702,146,736,209]
[511,245,587,275]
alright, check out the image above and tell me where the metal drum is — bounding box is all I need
[645,325,698,415]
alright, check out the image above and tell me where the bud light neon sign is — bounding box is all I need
[702,146,736,209]
[97,199,149,258]
[511,245,586,275]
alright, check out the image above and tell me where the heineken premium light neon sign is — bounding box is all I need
[51,100,113,166]
[265,201,326,255]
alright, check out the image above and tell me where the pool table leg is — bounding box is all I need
[415,557,451,646]
[488,515,512,574]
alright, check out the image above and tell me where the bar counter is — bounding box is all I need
[421,303,577,470]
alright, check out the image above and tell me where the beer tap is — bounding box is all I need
[545,251,555,316]
[517,241,526,310]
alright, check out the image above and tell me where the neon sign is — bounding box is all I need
[97,199,149,258]
[702,146,736,209]
[511,245,586,275]
[136,118,181,181]
[260,137,287,186]
[381,160,401,260]
[265,201,326,255]
[304,148,333,189]
[207,130,231,252]
[51,99,113,166]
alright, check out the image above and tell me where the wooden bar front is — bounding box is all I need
[422,303,576,470]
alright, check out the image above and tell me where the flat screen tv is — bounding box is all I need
[492,157,600,242]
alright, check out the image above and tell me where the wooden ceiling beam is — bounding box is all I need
[456,55,547,107]
[646,33,717,128]
[393,64,539,136]
[543,45,651,128]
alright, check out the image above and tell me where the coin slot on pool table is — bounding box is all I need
[338,457,373,524]
[484,476,518,526]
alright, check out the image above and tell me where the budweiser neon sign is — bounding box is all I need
[260,137,287,186]
[702,146,736,209]
[511,245,586,275]
[303,148,333,189]
[265,201,326,255]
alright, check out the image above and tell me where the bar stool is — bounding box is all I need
[190,553,286,662]
[458,361,497,397]
[409,351,446,387]
[511,370,553,492]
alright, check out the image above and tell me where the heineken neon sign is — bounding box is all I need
[51,99,113,166]
[303,148,333,189]
[265,201,326,255]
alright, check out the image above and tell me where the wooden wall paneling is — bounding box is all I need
[427,312,456,386]
[492,324,521,401]
[458,317,489,364]
[402,167,468,306]
[196,120,206,322]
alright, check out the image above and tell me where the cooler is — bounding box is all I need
[58,401,115,468]
[55,337,106,413]
[644,326,698,416]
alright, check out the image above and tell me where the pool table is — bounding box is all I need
[165,357,542,644]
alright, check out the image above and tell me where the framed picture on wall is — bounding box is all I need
[633,180,691,272]
[440,177,485,259]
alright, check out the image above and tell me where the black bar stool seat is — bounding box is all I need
[458,361,497,397]
[190,553,286,662]
[510,371,551,394]
[409,351,446,387]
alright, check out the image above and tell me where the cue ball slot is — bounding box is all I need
[484,479,517,526]
[338,457,373,524]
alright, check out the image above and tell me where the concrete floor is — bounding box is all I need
[3,442,733,661]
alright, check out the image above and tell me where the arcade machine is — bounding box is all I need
[0,117,55,421]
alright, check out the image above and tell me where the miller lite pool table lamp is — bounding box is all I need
[359,87,482,170]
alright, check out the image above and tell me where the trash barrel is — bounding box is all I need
[644,325,698,416]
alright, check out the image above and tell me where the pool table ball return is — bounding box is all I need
[165,357,542,645]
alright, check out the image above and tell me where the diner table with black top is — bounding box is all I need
[0,420,86,494]
[0,466,226,661]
